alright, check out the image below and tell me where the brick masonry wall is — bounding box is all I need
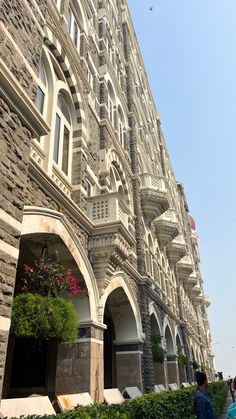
[25,177,89,251]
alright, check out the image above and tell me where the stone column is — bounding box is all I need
[55,323,105,401]
[153,361,168,387]
[115,342,143,392]
[179,365,187,384]
[167,355,179,385]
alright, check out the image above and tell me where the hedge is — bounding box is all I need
[9,381,227,419]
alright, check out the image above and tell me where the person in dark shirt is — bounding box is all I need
[194,372,217,419]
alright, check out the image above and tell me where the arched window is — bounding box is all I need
[53,92,72,175]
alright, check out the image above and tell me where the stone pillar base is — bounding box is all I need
[115,343,143,392]
[153,361,168,387]
[179,365,187,384]
[55,324,104,402]
[167,355,179,385]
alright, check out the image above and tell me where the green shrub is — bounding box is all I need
[177,353,187,366]
[11,293,78,342]
[151,335,166,363]
[10,381,227,419]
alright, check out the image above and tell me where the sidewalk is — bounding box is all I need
[219,394,233,419]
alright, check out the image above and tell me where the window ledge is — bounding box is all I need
[0,58,50,138]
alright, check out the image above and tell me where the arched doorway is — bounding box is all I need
[3,232,91,398]
[102,283,143,392]
[164,323,179,386]
[176,332,187,384]
[150,312,167,386]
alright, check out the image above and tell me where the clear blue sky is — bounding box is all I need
[127,0,236,378]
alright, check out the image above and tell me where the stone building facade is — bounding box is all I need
[0,0,215,403]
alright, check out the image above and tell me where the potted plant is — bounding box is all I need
[192,360,200,370]
[151,335,166,363]
[11,257,80,343]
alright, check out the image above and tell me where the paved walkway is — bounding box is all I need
[219,394,233,419]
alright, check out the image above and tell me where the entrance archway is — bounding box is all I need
[3,208,100,399]
[164,321,179,386]
[3,232,91,397]
[176,332,187,384]
[101,279,143,392]
[150,310,167,386]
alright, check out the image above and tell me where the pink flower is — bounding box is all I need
[21,285,28,293]
[24,265,33,273]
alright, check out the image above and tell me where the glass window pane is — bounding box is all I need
[68,7,72,32]
[74,21,78,47]
[35,86,45,114]
[39,63,47,86]
[53,114,61,163]
[62,126,69,174]
[57,93,71,123]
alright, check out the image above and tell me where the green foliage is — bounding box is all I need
[11,293,78,342]
[151,335,166,363]
[200,363,206,372]
[177,353,187,366]
[191,360,199,370]
[10,381,227,419]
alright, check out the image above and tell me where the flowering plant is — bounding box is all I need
[20,258,80,298]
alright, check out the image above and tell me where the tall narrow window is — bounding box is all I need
[53,93,72,176]
[53,114,61,163]
[68,7,80,50]
[36,63,47,116]
[62,126,69,175]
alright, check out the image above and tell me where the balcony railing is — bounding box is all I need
[87,192,129,230]
[140,173,169,221]
[154,209,179,248]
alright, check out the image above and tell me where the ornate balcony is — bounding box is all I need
[177,254,193,280]
[166,234,187,266]
[184,272,198,290]
[87,192,136,292]
[87,192,130,230]
[153,209,179,248]
[202,295,211,308]
[140,173,169,222]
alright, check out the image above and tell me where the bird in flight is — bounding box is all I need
[149,6,154,11]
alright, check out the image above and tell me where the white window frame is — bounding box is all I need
[53,94,72,178]
[68,6,80,51]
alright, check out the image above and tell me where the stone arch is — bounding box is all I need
[100,274,143,342]
[43,26,88,142]
[149,303,163,339]
[108,149,131,205]
[175,327,184,353]
[163,317,175,355]
[21,206,99,323]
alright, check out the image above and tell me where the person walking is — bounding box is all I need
[194,371,217,419]
[228,378,235,402]
[226,401,236,418]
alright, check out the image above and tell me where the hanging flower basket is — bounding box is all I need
[11,258,81,343]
